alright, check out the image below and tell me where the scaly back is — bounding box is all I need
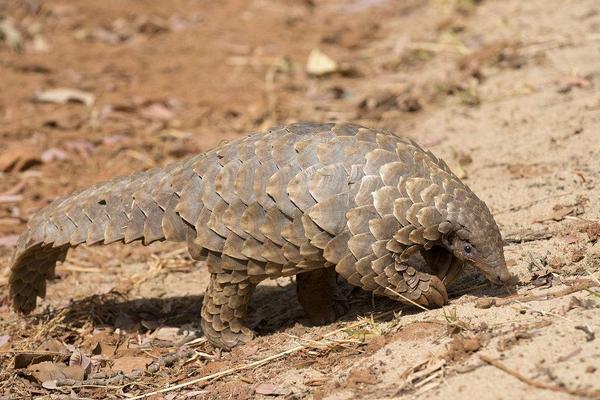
[9,122,490,315]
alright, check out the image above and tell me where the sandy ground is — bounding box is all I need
[0,0,599,399]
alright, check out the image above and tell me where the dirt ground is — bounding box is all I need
[1,0,599,398]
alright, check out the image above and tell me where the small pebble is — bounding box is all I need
[475,298,496,309]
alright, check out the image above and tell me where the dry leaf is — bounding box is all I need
[534,204,581,223]
[34,364,85,388]
[38,338,69,354]
[34,88,95,106]
[306,48,338,76]
[14,338,70,368]
[41,380,60,390]
[152,327,182,342]
[548,205,576,222]
[62,365,85,381]
[69,349,93,374]
[27,362,64,383]
[111,356,152,373]
[255,383,291,396]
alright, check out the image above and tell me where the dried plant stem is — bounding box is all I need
[493,280,598,307]
[493,192,574,215]
[129,310,397,399]
[384,287,431,312]
[480,355,600,398]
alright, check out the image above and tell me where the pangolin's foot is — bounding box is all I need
[385,261,449,309]
[200,272,256,349]
[296,266,348,325]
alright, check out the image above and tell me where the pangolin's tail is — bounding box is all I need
[9,158,200,313]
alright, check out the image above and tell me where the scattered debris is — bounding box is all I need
[26,362,85,385]
[306,48,338,76]
[530,203,585,224]
[580,222,600,242]
[458,41,525,79]
[0,17,23,51]
[40,148,69,163]
[0,145,42,172]
[451,147,472,179]
[504,229,553,244]
[255,383,291,396]
[0,194,22,203]
[475,298,496,309]
[398,358,446,394]
[575,325,595,342]
[139,99,181,121]
[556,74,592,93]
[111,356,153,374]
[33,88,95,106]
[347,368,377,387]
[480,354,600,398]
[0,235,19,247]
[0,335,10,349]
[14,339,70,369]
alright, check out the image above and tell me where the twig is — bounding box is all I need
[586,269,600,286]
[503,230,553,245]
[493,280,598,307]
[493,192,574,216]
[479,354,600,398]
[55,373,129,388]
[146,347,196,374]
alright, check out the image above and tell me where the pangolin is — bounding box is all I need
[8,122,511,348]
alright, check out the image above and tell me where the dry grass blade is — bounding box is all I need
[128,345,304,400]
[384,287,431,312]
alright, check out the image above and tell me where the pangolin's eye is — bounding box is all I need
[464,245,472,254]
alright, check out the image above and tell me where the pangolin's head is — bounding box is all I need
[441,190,510,285]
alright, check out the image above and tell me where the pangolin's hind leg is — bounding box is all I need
[199,253,256,349]
[296,266,348,325]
